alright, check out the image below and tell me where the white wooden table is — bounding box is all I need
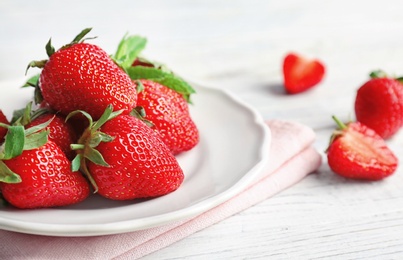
[1,0,403,258]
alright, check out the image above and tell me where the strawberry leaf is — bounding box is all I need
[113,35,147,70]
[12,102,33,125]
[23,130,49,150]
[0,161,21,184]
[126,66,196,103]
[26,60,47,74]
[71,28,93,44]
[89,132,114,147]
[46,38,56,57]
[71,154,82,172]
[92,105,123,131]
[21,74,40,88]
[86,146,109,167]
[24,116,54,136]
[1,125,25,160]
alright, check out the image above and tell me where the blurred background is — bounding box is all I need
[1,0,403,129]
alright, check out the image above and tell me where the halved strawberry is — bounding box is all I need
[283,52,325,94]
[326,116,398,180]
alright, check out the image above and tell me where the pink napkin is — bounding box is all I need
[0,119,322,259]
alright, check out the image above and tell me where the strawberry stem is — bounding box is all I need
[332,115,347,130]
[68,105,124,193]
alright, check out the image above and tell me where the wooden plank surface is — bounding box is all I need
[1,0,403,259]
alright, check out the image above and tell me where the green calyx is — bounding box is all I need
[24,28,96,104]
[0,115,53,183]
[129,106,155,128]
[11,101,50,126]
[68,105,123,192]
[25,27,95,72]
[112,33,196,103]
[112,34,147,71]
[21,73,43,105]
[127,66,196,103]
[370,70,403,84]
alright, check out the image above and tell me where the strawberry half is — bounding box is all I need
[282,52,325,94]
[354,71,403,139]
[326,116,398,180]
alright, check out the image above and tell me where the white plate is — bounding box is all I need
[0,79,271,236]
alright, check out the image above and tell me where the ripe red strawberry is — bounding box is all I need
[26,113,77,159]
[0,121,89,209]
[0,141,89,209]
[28,28,137,120]
[12,103,77,159]
[0,110,9,142]
[282,52,325,94]
[354,71,403,139]
[70,106,184,200]
[326,116,398,180]
[135,79,199,155]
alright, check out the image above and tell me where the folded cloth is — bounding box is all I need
[0,120,322,259]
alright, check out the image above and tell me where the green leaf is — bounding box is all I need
[89,132,114,147]
[0,161,21,184]
[71,154,82,172]
[23,130,49,150]
[396,77,403,84]
[136,80,145,93]
[25,60,47,74]
[24,116,54,136]
[12,102,33,126]
[71,28,93,44]
[370,70,388,79]
[85,146,109,167]
[126,66,196,102]
[113,35,147,70]
[21,74,40,88]
[2,126,25,160]
[45,38,55,57]
[66,110,93,127]
[92,105,123,131]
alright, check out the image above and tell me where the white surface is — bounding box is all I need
[0,81,270,236]
[1,0,403,258]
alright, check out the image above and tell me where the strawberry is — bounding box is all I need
[12,103,77,159]
[135,79,199,155]
[326,116,398,180]
[354,71,403,139]
[27,28,137,120]
[0,120,89,209]
[282,52,325,94]
[69,106,184,200]
[0,110,9,142]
